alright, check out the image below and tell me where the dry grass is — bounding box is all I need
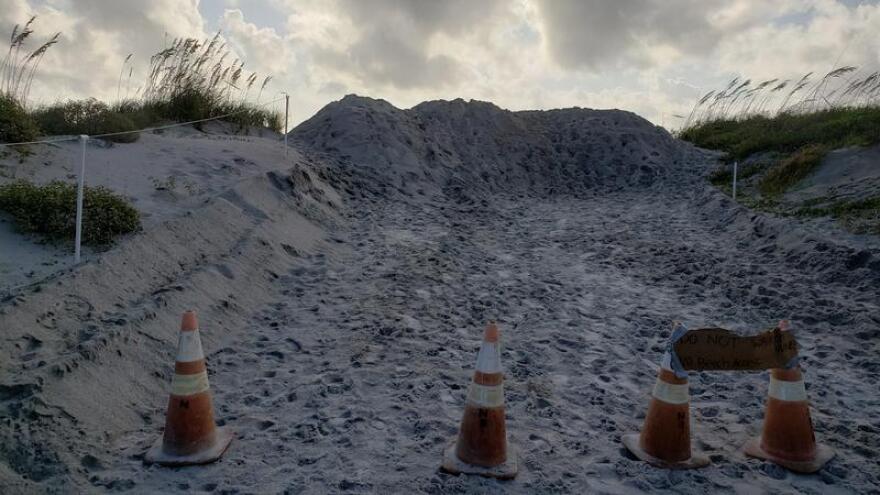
[136,32,279,129]
[1,22,282,143]
[759,144,828,196]
[681,66,879,129]
[0,16,58,106]
[0,17,56,143]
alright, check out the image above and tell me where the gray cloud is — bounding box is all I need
[4,0,880,128]
[338,0,505,36]
[307,0,507,89]
[534,0,723,70]
[347,28,462,88]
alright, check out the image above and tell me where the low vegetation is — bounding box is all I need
[758,144,828,196]
[680,107,880,160]
[708,161,766,187]
[135,34,281,130]
[0,19,281,146]
[682,67,880,129]
[795,196,880,235]
[0,180,141,246]
[32,99,140,143]
[0,93,39,143]
[685,105,879,199]
[681,68,880,236]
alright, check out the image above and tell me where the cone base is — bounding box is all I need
[744,437,834,474]
[622,434,710,470]
[441,442,518,480]
[144,427,234,466]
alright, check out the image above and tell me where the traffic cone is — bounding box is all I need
[622,361,709,469]
[744,322,834,474]
[441,321,517,479]
[145,310,233,466]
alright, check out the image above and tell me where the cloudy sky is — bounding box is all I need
[2,0,880,128]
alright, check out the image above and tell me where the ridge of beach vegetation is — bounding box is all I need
[679,67,880,235]
[1,19,282,145]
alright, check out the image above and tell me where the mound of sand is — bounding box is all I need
[0,95,878,493]
[292,95,696,199]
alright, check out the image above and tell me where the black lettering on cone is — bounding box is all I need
[677,411,686,434]
[179,399,190,409]
[479,409,488,429]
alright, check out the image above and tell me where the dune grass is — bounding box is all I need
[131,33,281,131]
[681,67,880,130]
[0,17,55,143]
[679,66,880,172]
[680,107,880,160]
[1,17,59,105]
[683,83,880,234]
[1,21,281,144]
[28,34,283,141]
[683,106,880,198]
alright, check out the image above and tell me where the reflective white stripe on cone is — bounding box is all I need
[744,366,834,473]
[623,349,708,470]
[145,310,233,466]
[442,321,517,479]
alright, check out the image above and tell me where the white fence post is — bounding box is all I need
[732,160,738,201]
[284,93,289,157]
[74,135,87,263]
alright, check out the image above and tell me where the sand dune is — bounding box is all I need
[1,96,878,493]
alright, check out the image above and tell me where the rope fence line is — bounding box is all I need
[0,136,78,147]
[0,95,291,265]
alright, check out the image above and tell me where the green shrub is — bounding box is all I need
[94,111,140,142]
[0,94,39,144]
[759,144,828,196]
[32,98,140,143]
[0,180,140,246]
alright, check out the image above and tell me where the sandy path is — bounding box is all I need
[101,189,878,494]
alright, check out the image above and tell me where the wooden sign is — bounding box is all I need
[673,327,798,371]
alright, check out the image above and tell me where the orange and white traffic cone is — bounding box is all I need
[441,321,517,479]
[744,322,834,473]
[145,310,233,466]
[623,331,708,469]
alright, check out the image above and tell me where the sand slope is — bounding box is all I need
[0,96,878,493]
